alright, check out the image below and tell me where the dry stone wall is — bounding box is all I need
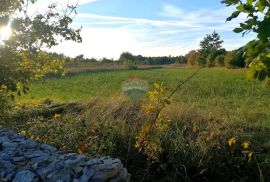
[0,129,130,182]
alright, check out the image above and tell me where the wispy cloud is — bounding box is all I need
[77,13,201,27]
[48,2,255,59]
[76,0,99,5]
[159,4,184,18]
[159,4,234,22]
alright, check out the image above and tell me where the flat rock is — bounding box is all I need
[13,170,40,182]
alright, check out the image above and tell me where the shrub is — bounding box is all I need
[0,90,12,119]
[186,51,199,65]
[195,50,209,65]
[2,96,269,181]
[224,49,245,68]
[215,54,225,66]
[206,52,217,67]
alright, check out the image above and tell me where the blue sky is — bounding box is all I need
[31,0,256,59]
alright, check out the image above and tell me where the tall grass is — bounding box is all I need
[19,67,270,127]
[4,67,269,181]
[3,95,270,181]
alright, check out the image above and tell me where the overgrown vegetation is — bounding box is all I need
[0,0,270,181]
[1,74,270,181]
[1,67,269,181]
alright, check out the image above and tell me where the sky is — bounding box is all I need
[29,0,256,59]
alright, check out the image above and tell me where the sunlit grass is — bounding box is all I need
[19,67,270,126]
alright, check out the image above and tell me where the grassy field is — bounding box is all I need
[7,67,270,181]
[19,67,270,127]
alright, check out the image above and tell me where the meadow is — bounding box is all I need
[4,67,269,181]
[20,67,270,127]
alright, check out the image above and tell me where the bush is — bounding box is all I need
[195,51,209,65]
[0,91,12,119]
[215,54,225,66]
[206,52,217,67]
[224,49,245,68]
[2,96,269,182]
[185,51,199,65]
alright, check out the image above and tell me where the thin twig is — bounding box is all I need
[144,67,203,145]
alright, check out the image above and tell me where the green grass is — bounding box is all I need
[19,67,270,126]
[7,67,270,181]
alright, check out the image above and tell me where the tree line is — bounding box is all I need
[60,31,249,69]
[185,31,247,68]
[53,52,187,66]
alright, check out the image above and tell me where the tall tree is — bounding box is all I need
[222,0,270,82]
[199,31,224,52]
[198,31,224,65]
[0,0,81,97]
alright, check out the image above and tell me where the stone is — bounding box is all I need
[86,158,102,166]
[12,136,26,143]
[0,152,10,160]
[71,166,84,178]
[0,136,9,143]
[12,156,26,163]
[21,141,38,149]
[73,166,95,182]
[64,155,85,168]
[30,155,51,167]
[0,159,16,181]
[13,170,40,182]
[40,144,57,153]
[36,164,57,179]
[24,150,44,158]
[45,168,72,182]
[2,141,18,149]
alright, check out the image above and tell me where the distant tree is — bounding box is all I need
[196,51,209,65]
[174,56,187,64]
[206,48,227,67]
[198,31,224,65]
[101,58,114,63]
[74,54,84,62]
[185,50,199,65]
[222,0,270,81]
[119,52,134,64]
[200,31,224,52]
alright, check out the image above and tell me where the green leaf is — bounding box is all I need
[233,27,244,33]
[247,0,254,5]
[226,11,241,21]
[256,0,268,12]
[246,68,257,80]
[222,0,240,6]
[257,17,270,41]
[236,4,245,11]
[237,4,255,13]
